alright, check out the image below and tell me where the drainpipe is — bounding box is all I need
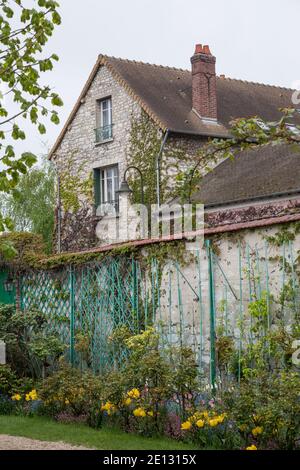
[156,129,169,207]
[57,172,62,254]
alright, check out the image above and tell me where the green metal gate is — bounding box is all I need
[0,268,15,304]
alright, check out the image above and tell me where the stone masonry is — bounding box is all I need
[52,64,205,252]
[53,65,141,251]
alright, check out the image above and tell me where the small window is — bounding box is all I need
[95,97,113,142]
[94,165,119,214]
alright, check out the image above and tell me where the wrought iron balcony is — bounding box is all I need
[94,124,113,143]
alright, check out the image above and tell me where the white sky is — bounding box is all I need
[6,0,300,158]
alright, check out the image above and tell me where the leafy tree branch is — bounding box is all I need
[0,0,62,240]
[176,108,300,202]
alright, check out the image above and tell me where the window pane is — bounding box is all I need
[102,100,109,110]
[114,174,119,192]
[101,99,112,127]
[97,165,118,209]
[107,178,113,202]
[106,168,113,178]
[102,109,110,127]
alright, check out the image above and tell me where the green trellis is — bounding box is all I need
[20,240,299,382]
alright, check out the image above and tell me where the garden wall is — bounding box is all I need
[17,222,300,385]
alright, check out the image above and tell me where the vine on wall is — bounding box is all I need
[127,111,192,205]
[57,152,97,252]
[59,151,94,214]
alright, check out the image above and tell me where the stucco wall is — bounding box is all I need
[156,224,300,369]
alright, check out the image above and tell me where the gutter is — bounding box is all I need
[170,128,231,139]
[156,129,169,207]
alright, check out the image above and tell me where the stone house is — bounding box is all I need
[2,43,300,374]
[49,43,300,253]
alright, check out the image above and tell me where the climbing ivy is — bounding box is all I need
[264,222,300,247]
[23,239,189,271]
[59,151,94,213]
[128,111,191,205]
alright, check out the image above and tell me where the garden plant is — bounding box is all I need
[0,302,299,450]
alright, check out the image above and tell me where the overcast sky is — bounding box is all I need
[11,0,300,158]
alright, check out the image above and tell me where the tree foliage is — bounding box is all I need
[0,157,55,252]
[176,108,300,202]
[0,0,62,233]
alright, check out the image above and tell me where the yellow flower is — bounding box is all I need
[252,426,263,437]
[196,419,205,428]
[133,407,146,417]
[65,399,70,405]
[147,410,154,417]
[127,388,140,399]
[181,421,192,431]
[11,394,21,401]
[216,414,226,424]
[101,401,116,413]
[208,418,219,427]
[124,397,132,406]
[30,390,38,400]
[25,389,38,401]
[246,445,257,451]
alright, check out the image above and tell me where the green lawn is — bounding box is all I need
[0,415,198,450]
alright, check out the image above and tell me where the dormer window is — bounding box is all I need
[95,97,113,143]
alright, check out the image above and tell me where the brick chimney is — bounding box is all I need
[191,44,217,120]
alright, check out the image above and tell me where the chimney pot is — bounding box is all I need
[195,44,203,54]
[203,45,211,55]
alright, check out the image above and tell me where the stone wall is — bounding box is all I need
[15,219,300,376]
[156,223,300,368]
[52,64,141,252]
[51,64,207,253]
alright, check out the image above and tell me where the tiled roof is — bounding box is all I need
[49,55,300,158]
[194,144,300,207]
[105,56,299,134]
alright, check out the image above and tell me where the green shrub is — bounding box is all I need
[39,362,103,418]
[99,327,201,436]
[0,364,19,396]
[0,395,16,415]
[223,370,300,450]
[2,322,298,450]
[180,406,242,450]
[0,305,65,379]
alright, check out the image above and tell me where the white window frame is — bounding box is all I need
[95,97,113,142]
[100,97,112,128]
[100,165,119,207]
